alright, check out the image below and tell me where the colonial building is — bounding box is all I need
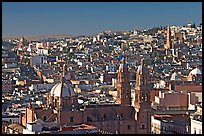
[20,58,152,134]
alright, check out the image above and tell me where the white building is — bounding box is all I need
[23,121,43,134]
[151,114,190,134]
[190,105,202,134]
[191,116,202,134]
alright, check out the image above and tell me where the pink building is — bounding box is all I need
[153,90,198,110]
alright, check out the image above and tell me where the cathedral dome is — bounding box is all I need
[50,80,76,97]
[170,72,181,81]
[189,68,202,75]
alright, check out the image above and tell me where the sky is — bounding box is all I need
[2,2,202,37]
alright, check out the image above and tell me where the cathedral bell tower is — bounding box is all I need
[134,58,151,134]
[116,57,131,106]
[165,25,172,50]
[165,25,172,56]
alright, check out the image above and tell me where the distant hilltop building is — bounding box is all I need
[20,58,152,134]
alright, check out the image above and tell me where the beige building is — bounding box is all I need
[151,114,190,134]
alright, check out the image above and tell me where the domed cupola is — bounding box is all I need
[50,80,76,98]
[48,64,78,110]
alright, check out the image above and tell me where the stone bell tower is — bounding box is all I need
[165,25,172,50]
[134,58,151,134]
[116,57,131,106]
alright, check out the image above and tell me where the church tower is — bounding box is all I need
[134,58,151,134]
[165,25,172,50]
[116,57,131,106]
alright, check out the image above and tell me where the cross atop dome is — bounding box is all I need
[60,63,66,83]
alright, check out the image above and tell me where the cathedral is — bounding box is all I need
[20,58,151,134]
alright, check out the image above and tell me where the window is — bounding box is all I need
[136,113,139,120]
[70,117,74,122]
[145,95,148,102]
[120,114,123,119]
[194,128,196,134]
[127,125,131,130]
[141,124,145,129]
[54,99,57,107]
[199,129,201,134]
[103,114,107,119]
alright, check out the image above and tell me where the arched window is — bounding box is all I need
[145,95,148,102]
[136,113,139,120]
[141,96,144,101]
[54,99,57,107]
[70,117,74,122]
[141,123,145,129]
[103,114,107,120]
[127,125,131,130]
[194,128,196,134]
